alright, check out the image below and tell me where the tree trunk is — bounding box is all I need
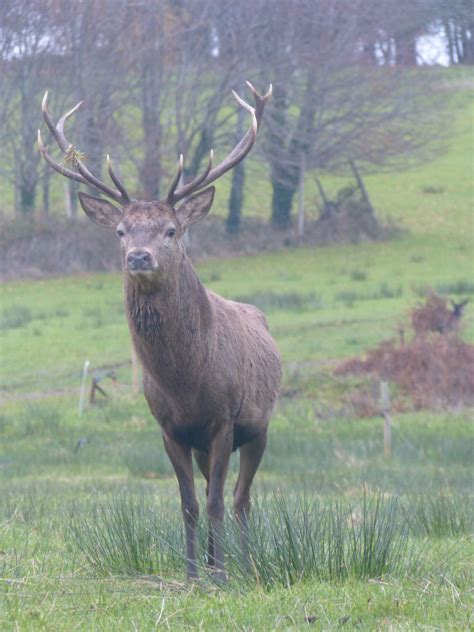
[226,107,246,234]
[139,5,163,201]
[141,66,162,200]
[297,153,305,239]
[42,169,50,216]
[454,24,463,64]
[444,20,456,65]
[271,179,296,229]
[227,161,245,234]
[460,23,474,64]
[186,126,213,181]
[269,69,315,230]
[19,185,35,215]
[18,156,37,215]
[350,160,374,215]
[81,112,106,198]
[395,33,417,66]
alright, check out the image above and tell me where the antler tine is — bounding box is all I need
[107,155,131,203]
[246,81,273,102]
[56,101,85,138]
[169,82,271,205]
[42,92,67,152]
[169,149,214,203]
[246,81,273,121]
[39,91,131,206]
[166,154,185,204]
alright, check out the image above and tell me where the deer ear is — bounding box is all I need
[175,187,215,232]
[78,191,122,229]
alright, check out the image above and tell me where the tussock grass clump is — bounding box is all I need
[123,443,173,478]
[234,291,323,313]
[224,492,417,588]
[350,270,367,282]
[70,492,184,576]
[71,491,427,587]
[336,284,402,305]
[0,304,32,330]
[436,280,474,295]
[404,494,472,538]
[19,402,63,437]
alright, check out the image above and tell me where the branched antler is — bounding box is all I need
[38,92,131,205]
[39,82,271,207]
[167,81,272,205]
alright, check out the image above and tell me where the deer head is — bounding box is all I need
[451,299,469,319]
[38,82,272,285]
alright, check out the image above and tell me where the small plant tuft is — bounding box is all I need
[123,442,173,478]
[404,494,471,538]
[0,305,33,330]
[235,291,323,313]
[350,270,367,282]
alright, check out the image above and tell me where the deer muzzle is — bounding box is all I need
[126,249,156,272]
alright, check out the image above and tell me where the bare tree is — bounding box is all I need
[250,0,446,228]
[434,0,473,65]
[54,0,134,214]
[0,1,60,215]
[0,0,456,227]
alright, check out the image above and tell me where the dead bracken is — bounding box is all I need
[336,293,473,413]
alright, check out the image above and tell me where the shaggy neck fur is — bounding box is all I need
[124,250,214,394]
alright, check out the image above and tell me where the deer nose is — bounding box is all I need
[127,250,153,270]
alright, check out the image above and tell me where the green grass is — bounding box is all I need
[0,73,473,629]
[1,234,473,391]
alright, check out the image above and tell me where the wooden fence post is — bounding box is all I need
[380,381,392,458]
[78,359,90,416]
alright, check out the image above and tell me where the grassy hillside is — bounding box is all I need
[0,77,473,630]
[2,235,472,392]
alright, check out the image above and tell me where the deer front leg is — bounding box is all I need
[207,423,233,582]
[162,434,199,581]
[193,449,215,568]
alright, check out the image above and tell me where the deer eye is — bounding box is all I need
[166,228,176,238]
[116,228,125,238]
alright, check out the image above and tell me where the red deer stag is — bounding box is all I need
[412,292,468,337]
[38,83,281,581]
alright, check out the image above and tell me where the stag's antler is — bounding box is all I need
[167,81,272,205]
[38,92,131,205]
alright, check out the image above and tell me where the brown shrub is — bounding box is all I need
[336,335,474,411]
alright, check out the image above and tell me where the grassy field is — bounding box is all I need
[1,80,473,629]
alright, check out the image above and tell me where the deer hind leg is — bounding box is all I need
[233,430,268,559]
[193,449,215,568]
[162,434,199,581]
[206,423,234,582]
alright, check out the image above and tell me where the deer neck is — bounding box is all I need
[124,253,213,388]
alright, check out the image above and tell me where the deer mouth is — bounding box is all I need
[126,264,160,280]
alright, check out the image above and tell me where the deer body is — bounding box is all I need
[39,82,279,581]
[125,257,281,453]
[412,293,468,337]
